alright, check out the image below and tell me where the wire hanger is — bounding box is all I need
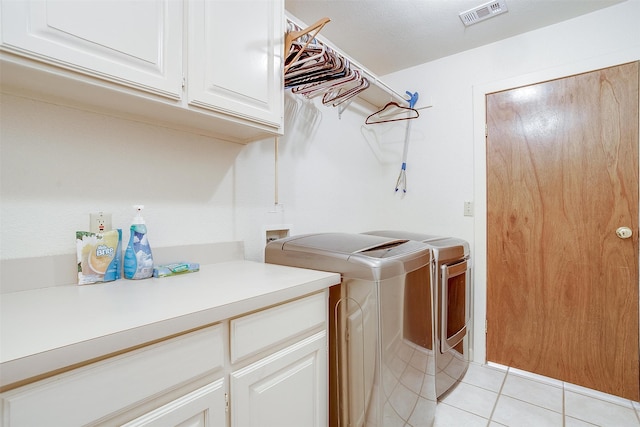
[284,17,331,73]
[364,100,419,125]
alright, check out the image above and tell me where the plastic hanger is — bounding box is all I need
[286,40,326,71]
[365,100,419,125]
[286,49,342,86]
[322,72,370,106]
[292,61,355,97]
[284,17,374,110]
[284,17,330,73]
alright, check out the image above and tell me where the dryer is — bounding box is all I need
[364,231,472,398]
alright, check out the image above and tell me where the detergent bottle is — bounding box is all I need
[123,205,154,279]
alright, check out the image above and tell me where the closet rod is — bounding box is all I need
[285,13,408,108]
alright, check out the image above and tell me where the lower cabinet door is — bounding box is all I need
[0,325,225,427]
[122,378,226,427]
[230,331,327,427]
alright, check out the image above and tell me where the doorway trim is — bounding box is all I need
[471,49,640,364]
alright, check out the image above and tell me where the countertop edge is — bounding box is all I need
[0,261,340,390]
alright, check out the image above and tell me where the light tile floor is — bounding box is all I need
[435,363,640,427]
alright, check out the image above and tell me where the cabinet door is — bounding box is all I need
[0,325,224,426]
[230,331,327,427]
[121,379,226,427]
[187,0,283,129]
[0,0,182,99]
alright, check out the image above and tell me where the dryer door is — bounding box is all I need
[440,259,470,353]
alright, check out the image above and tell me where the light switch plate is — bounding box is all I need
[464,201,474,217]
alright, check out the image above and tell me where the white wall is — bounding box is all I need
[234,93,413,261]
[380,0,640,363]
[0,94,243,259]
[0,83,396,263]
[0,91,397,263]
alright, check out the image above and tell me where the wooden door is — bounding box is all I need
[486,62,639,400]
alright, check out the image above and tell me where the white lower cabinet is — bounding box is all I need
[229,291,328,427]
[121,378,227,427]
[0,324,225,427]
[230,331,327,427]
[0,291,328,427]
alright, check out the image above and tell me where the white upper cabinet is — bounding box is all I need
[0,0,284,143]
[0,0,183,99]
[187,0,283,128]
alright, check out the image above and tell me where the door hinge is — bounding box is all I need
[485,123,488,138]
[182,76,186,89]
[485,319,488,334]
[225,392,229,412]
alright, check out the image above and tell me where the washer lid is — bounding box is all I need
[363,230,470,262]
[281,233,408,258]
[364,230,443,242]
[265,233,432,281]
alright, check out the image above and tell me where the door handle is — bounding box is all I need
[616,226,633,239]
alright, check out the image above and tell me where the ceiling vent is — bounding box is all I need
[459,0,508,26]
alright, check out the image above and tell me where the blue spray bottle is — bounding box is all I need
[124,205,154,279]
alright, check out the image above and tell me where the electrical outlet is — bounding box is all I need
[90,212,112,234]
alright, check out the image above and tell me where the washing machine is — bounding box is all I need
[265,232,437,426]
[364,231,472,399]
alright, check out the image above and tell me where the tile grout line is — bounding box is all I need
[490,379,566,420]
[562,380,566,427]
[436,400,493,425]
[485,366,510,426]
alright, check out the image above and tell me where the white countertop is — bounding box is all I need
[0,260,340,389]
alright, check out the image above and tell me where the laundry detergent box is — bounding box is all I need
[76,229,122,285]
